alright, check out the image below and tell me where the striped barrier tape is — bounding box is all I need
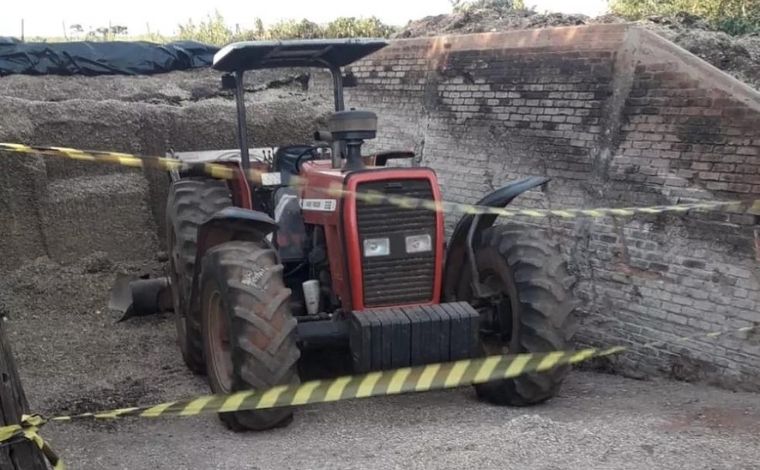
[0,322,756,468]
[2,143,758,220]
[0,415,63,469]
[48,347,622,421]
[0,347,621,470]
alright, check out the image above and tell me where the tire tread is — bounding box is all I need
[201,241,300,431]
[166,178,231,373]
[475,224,577,406]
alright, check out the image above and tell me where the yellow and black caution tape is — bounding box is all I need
[0,347,620,469]
[0,415,64,469]
[0,142,251,182]
[0,322,756,467]
[348,193,754,219]
[2,143,758,220]
[48,347,622,421]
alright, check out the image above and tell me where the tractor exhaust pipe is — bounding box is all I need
[109,275,173,322]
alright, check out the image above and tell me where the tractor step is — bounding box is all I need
[348,302,480,373]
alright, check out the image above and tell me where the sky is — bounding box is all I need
[0,0,609,39]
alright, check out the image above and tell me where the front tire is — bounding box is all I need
[454,224,577,406]
[200,241,301,431]
[166,178,231,374]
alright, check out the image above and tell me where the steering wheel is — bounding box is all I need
[294,145,329,172]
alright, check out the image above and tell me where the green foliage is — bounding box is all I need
[451,0,526,13]
[32,12,396,45]
[609,0,760,35]
[715,17,760,34]
[265,19,323,39]
[172,13,396,45]
[254,18,266,38]
[608,0,662,20]
[177,11,233,45]
[323,17,397,38]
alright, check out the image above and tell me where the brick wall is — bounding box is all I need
[327,24,760,390]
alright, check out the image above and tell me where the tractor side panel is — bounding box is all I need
[299,161,354,309]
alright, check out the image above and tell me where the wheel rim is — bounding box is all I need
[457,249,521,356]
[206,290,233,392]
[478,268,519,355]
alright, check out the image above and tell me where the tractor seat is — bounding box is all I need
[273,145,314,175]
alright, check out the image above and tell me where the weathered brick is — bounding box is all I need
[737,146,759,156]
[698,171,720,180]
[343,26,760,392]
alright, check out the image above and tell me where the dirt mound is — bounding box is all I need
[396,9,590,38]
[667,29,760,89]
[397,9,760,90]
[0,255,207,414]
[0,68,333,272]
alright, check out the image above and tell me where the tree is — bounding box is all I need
[177,11,233,45]
[265,19,323,39]
[68,24,84,40]
[609,0,760,34]
[95,27,110,41]
[175,12,397,44]
[323,17,397,38]
[450,0,526,13]
[254,18,265,38]
[110,25,128,37]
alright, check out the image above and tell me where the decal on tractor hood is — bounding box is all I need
[300,198,337,212]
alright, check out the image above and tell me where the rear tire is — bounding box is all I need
[454,224,577,406]
[166,178,231,374]
[200,241,300,431]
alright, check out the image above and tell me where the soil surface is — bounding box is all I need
[2,256,759,469]
[398,10,760,91]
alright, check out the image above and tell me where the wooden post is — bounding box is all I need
[0,319,46,469]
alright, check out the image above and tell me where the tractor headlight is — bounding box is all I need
[363,237,390,257]
[405,234,432,254]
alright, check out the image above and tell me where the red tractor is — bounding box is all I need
[163,39,575,431]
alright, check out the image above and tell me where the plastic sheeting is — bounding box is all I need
[0,40,219,76]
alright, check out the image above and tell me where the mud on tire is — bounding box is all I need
[166,178,231,374]
[200,241,300,431]
[456,224,577,406]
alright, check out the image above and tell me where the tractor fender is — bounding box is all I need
[187,207,278,314]
[442,176,550,300]
[195,207,278,258]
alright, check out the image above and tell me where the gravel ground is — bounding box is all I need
[3,257,760,469]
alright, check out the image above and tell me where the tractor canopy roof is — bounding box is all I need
[212,38,388,72]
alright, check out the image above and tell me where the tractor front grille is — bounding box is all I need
[356,179,437,307]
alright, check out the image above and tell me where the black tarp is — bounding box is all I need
[0,40,219,76]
